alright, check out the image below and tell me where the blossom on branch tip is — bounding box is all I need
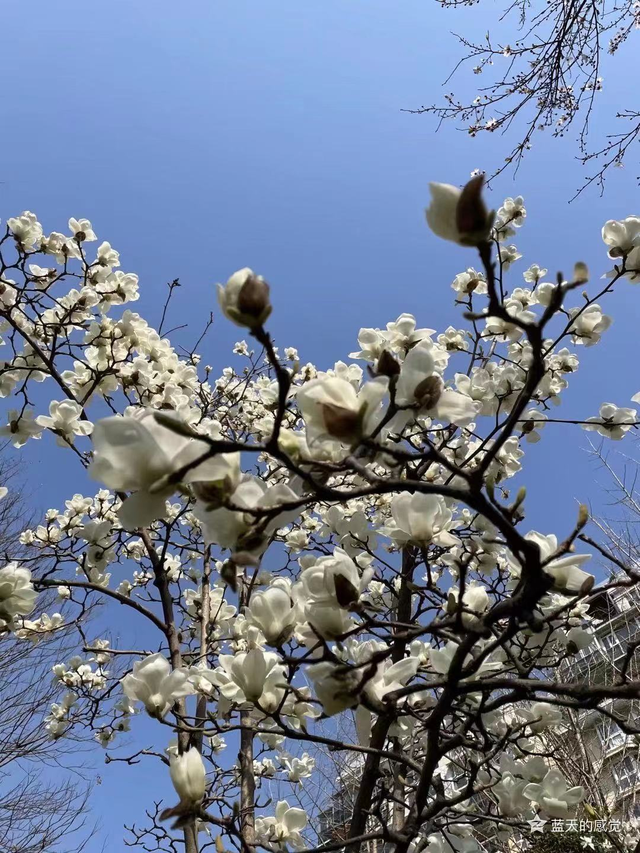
[36,400,93,446]
[121,653,194,718]
[523,767,584,817]
[255,800,307,850]
[90,409,239,529]
[160,744,207,825]
[205,648,286,710]
[426,177,494,247]
[293,547,373,639]
[7,211,43,250]
[0,563,37,624]
[195,474,298,556]
[68,218,96,242]
[383,492,458,548]
[0,409,43,447]
[583,403,637,440]
[509,531,593,595]
[217,267,272,329]
[568,304,612,346]
[395,341,478,426]
[246,580,297,646]
[306,661,361,716]
[296,375,388,449]
[602,216,640,258]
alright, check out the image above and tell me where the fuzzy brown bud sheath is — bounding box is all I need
[414,374,443,409]
[321,403,363,441]
[376,349,401,378]
[456,175,494,247]
[237,275,272,326]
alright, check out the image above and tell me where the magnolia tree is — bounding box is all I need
[2,181,640,853]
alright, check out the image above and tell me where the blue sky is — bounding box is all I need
[0,0,637,849]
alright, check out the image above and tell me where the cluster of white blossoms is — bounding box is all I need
[0,185,639,852]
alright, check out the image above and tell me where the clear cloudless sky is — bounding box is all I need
[0,1,638,849]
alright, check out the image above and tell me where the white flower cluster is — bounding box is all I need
[0,189,638,849]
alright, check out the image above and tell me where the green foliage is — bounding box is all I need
[528,831,611,853]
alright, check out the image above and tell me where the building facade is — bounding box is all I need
[558,582,640,818]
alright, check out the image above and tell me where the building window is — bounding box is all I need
[613,754,640,794]
[597,719,626,752]
[601,630,626,661]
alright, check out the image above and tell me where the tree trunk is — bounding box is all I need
[239,713,256,845]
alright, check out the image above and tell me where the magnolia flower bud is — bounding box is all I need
[217,268,272,329]
[161,746,207,826]
[426,177,495,247]
[573,262,589,283]
[169,747,206,806]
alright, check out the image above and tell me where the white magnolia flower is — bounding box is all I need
[520,409,548,443]
[449,583,490,625]
[425,180,494,246]
[429,641,461,675]
[90,409,239,529]
[383,492,458,548]
[7,211,43,250]
[68,217,97,242]
[195,475,298,554]
[523,767,584,817]
[96,240,120,268]
[364,656,420,706]
[510,531,593,594]
[496,195,526,230]
[438,326,469,352]
[602,216,640,257]
[0,563,37,622]
[255,800,307,850]
[254,757,278,778]
[493,773,532,817]
[523,263,547,284]
[568,304,612,347]
[217,267,272,328]
[210,648,286,710]
[36,400,93,446]
[0,409,44,447]
[429,640,500,679]
[484,297,535,341]
[623,245,640,282]
[296,375,388,448]
[561,625,594,653]
[522,701,563,733]
[583,403,636,440]
[283,753,315,783]
[451,268,488,296]
[168,746,206,807]
[395,342,478,426]
[306,661,360,716]
[294,548,373,639]
[246,581,297,645]
[121,653,194,718]
[498,244,522,270]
